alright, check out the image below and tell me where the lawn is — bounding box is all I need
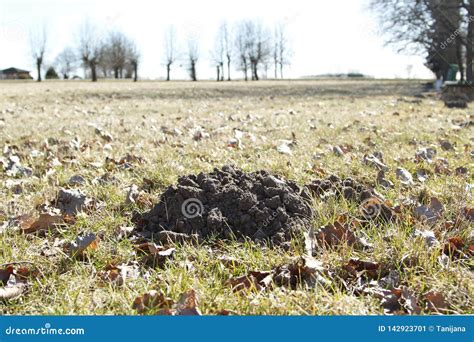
[0,79,472,315]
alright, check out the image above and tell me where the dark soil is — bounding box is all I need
[138,166,313,245]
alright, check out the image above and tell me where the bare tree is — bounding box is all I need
[274,22,292,79]
[128,42,140,82]
[187,37,199,81]
[55,47,76,79]
[77,20,102,82]
[219,21,232,81]
[107,31,128,79]
[234,21,250,80]
[243,20,271,81]
[163,26,178,81]
[212,26,225,81]
[29,24,47,82]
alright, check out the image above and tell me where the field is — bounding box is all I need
[0,79,472,315]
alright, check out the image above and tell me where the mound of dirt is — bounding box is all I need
[139,166,313,245]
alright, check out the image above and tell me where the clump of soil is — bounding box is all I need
[139,166,313,245]
[304,175,395,222]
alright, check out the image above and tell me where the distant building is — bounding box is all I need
[0,67,33,80]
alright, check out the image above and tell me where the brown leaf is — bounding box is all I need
[273,256,329,289]
[132,290,174,314]
[0,266,14,284]
[101,263,140,286]
[424,291,449,313]
[343,258,380,279]
[20,212,65,234]
[135,243,176,267]
[315,221,361,248]
[228,271,273,292]
[175,289,202,316]
[442,236,466,259]
[462,207,474,222]
[365,287,402,314]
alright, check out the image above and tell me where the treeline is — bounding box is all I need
[30,19,292,82]
[371,0,474,83]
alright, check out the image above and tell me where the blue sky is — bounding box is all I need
[0,0,434,79]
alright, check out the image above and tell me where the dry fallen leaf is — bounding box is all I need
[20,211,65,234]
[396,167,414,186]
[363,154,388,171]
[68,232,98,256]
[135,242,176,267]
[101,263,141,286]
[314,221,367,248]
[0,275,26,300]
[414,230,439,247]
[414,197,444,225]
[54,188,91,216]
[273,256,329,289]
[400,286,421,315]
[462,207,474,222]
[228,271,273,293]
[415,147,436,163]
[125,184,140,205]
[132,290,174,314]
[276,143,292,155]
[175,289,202,316]
[343,258,380,279]
[424,291,449,313]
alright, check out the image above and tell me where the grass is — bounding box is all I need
[0,79,472,315]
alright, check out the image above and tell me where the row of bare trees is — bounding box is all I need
[30,19,291,82]
[371,0,474,83]
[30,21,140,82]
[161,20,292,82]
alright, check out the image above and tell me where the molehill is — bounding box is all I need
[139,165,313,245]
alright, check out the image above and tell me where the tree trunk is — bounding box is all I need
[220,62,224,81]
[191,62,197,81]
[252,62,259,81]
[280,62,283,79]
[91,63,97,82]
[216,65,220,81]
[166,63,171,81]
[114,68,119,79]
[467,1,474,83]
[36,59,42,82]
[133,63,138,82]
[227,57,231,81]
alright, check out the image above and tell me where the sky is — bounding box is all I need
[0,0,435,80]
